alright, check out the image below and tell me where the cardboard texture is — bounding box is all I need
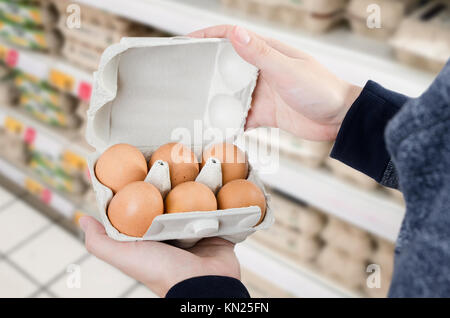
[86,37,274,246]
[390,0,450,73]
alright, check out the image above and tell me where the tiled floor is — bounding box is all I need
[0,184,158,298]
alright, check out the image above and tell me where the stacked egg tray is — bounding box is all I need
[0,64,94,200]
[346,0,449,73]
[48,0,172,72]
[244,128,404,204]
[220,0,348,33]
[250,189,395,297]
[0,69,84,130]
[0,121,92,199]
[0,0,60,52]
[346,0,423,41]
[241,267,294,297]
[390,0,450,74]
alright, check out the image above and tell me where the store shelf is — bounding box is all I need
[0,104,92,164]
[0,40,93,101]
[78,0,435,96]
[0,156,93,220]
[236,240,358,298]
[258,158,404,243]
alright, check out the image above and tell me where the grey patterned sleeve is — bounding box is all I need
[380,160,399,189]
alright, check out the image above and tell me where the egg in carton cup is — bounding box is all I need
[86,37,274,248]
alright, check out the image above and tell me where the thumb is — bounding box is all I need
[79,216,116,257]
[229,26,288,75]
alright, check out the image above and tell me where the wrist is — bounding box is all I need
[335,82,363,134]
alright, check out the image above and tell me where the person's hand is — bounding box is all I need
[79,216,241,297]
[189,25,362,141]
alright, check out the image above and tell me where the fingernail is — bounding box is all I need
[235,26,250,45]
[79,216,89,232]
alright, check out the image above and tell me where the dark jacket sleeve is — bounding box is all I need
[165,275,250,298]
[330,80,410,188]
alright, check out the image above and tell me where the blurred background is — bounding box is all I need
[0,0,448,298]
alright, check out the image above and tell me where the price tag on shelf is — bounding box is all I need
[49,69,75,92]
[73,211,85,225]
[0,44,7,62]
[77,81,92,101]
[62,150,87,172]
[25,177,43,195]
[24,127,36,145]
[6,49,19,67]
[40,188,52,204]
[4,116,23,134]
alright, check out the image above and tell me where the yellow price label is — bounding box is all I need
[49,69,75,92]
[25,177,43,195]
[63,150,87,171]
[73,211,85,225]
[0,45,7,61]
[4,116,23,134]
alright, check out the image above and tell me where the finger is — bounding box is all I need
[189,25,307,59]
[263,37,309,59]
[79,216,126,260]
[195,237,235,248]
[190,25,291,75]
[188,24,235,38]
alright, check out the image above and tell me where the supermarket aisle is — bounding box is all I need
[0,184,157,298]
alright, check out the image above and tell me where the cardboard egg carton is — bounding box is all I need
[50,0,161,50]
[251,221,322,262]
[61,35,104,73]
[325,157,379,190]
[241,268,293,297]
[221,0,348,33]
[0,0,57,28]
[347,0,422,41]
[391,0,450,73]
[86,37,274,247]
[269,190,327,236]
[0,16,61,52]
[320,216,374,260]
[0,129,29,164]
[13,72,77,113]
[316,245,368,290]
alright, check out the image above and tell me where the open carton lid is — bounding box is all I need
[86,37,258,155]
[86,37,274,246]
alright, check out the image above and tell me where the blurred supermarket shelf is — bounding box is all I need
[78,0,435,96]
[258,158,404,243]
[236,240,358,298]
[0,40,93,100]
[0,156,94,221]
[0,103,93,161]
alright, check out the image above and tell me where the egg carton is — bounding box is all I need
[0,0,57,28]
[50,0,159,50]
[0,17,61,52]
[86,37,274,247]
[221,0,347,33]
[61,35,104,73]
[390,0,450,73]
[250,221,322,262]
[346,0,422,41]
[241,268,293,297]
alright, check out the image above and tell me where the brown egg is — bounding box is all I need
[202,143,248,185]
[107,181,163,237]
[217,179,266,226]
[95,143,147,193]
[165,181,217,213]
[150,142,199,188]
